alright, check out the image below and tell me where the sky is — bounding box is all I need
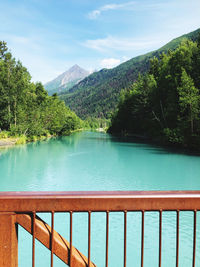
[0,0,200,83]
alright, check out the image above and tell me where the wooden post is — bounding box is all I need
[0,212,18,267]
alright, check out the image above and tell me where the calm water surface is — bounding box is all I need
[1,131,200,267]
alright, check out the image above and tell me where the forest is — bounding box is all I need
[108,38,200,150]
[1,35,200,150]
[0,41,82,142]
[60,29,200,119]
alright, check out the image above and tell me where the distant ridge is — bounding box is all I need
[44,64,89,95]
[59,28,200,119]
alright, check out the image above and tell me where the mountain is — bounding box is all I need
[44,65,89,95]
[59,28,200,119]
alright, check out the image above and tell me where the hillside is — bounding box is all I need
[45,65,89,95]
[108,38,200,150]
[59,28,200,119]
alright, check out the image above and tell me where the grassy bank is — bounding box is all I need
[0,129,85,148]
[0,131,50,148]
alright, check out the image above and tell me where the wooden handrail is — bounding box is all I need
[0,191,200,211]
[1,191,200,267]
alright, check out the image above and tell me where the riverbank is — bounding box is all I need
[0,128,85,149]
[0,135,48,149]
[0,130,53,149]
[96,127,107,132]
[108,131,200,155]
[0,138,18,148]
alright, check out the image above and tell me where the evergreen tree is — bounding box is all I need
[109,39,200,150]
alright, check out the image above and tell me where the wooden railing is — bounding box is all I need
[0,191,200,267]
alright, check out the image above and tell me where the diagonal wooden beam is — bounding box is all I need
[16,214,96,267]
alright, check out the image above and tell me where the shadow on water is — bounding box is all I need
[1,131,200,157]
[85,132,200,157]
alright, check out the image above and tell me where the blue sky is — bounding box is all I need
[0,0,200,83]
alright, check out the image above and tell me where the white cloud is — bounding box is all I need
[88,1,135,19]
[122,56,130,62]
[2,33,70,83]
[84,35,166,52]
[100,58,121,69]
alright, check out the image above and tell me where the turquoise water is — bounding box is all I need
[1,131,200,266]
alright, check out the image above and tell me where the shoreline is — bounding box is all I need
[96,127,106,132]
[0,138,18,148]
[0,128,84,149]
[109,132,200,155]
[1,130,200,156]
[0,135,50,149]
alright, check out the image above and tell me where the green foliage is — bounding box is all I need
[178,69,199,134]
[109,39,200,150]
[59,28,200,119]
[61,112,83,135]
[0,131,9,138]
[83,117,110,130]
[15,135,27,145]
[0,41,83,140]
[163,128,184,145]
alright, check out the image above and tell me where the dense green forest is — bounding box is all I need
[108,38,200,150]
[0,41,82,141]
[60,28,200,119]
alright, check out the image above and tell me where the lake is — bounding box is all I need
[1,131,200,267]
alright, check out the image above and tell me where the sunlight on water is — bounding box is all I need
[1,131,200,266]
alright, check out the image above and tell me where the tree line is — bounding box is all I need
[109,38,200,150]
[0,41,82,140]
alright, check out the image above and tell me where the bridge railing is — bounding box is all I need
[0,191,200,267]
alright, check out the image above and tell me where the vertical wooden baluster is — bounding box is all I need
[106,211,109,267]
[141,210,144,267]
[176,210,179,267]
[70,211,73,267]
[124,211,127,267]
[51,211,54,267]
[88,211,91,267]
[193,210,197,267]
[0,212,18,267]
[159,210,162,267]
[32,212,36,267]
